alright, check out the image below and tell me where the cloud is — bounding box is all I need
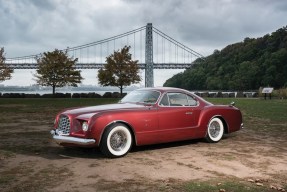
[2,0,287,56]
[1,0,287,85]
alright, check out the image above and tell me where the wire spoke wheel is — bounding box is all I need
[100,123,132,158]
[110,131,128,151]
[206,117,224,143]
[209,121,221,138]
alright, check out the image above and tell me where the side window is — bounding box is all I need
[167,93,189,106]
[187,95,198,106]
[159,94,169,106]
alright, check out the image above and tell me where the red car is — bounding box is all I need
[51,87,243,158]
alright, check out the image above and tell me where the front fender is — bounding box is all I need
[87,108,157,146]
[87,112,138,146]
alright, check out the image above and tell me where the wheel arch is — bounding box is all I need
[98,120,137,146]
[210,115,229,134]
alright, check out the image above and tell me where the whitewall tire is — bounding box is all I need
[206,117,224,143]
[100,123,132,158]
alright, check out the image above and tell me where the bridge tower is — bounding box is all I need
[145,23,154,87]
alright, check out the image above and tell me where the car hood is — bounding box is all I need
[62,103,148,116]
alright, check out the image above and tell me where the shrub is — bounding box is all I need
[277,88,287,99]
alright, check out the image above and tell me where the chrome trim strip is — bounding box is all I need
[51,131,95,145]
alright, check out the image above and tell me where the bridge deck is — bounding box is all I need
[6,63,193,69]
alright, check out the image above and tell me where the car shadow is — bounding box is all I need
[38,139,202,160]
[131,138,202,154]
[39,146,106,160]
[130,133,235,154]
[0,132,235,160]
[43,139,204,159]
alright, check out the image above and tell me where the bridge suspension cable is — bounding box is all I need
[64,26,146,51]
[5,23,205,87]
[152,27,204,59]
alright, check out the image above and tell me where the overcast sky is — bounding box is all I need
[1,0,287,87]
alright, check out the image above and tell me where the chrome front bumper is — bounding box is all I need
[50,130,96,145]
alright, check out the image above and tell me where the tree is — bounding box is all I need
[164,25,287,90]
[0,47,13,82]
[34,49,83,95]
[98,46,141,95]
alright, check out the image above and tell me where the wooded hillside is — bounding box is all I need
[164,26,287,90]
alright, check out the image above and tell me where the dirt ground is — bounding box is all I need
[0,114,287,192]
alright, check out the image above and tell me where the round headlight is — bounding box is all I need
[82,122,89,132]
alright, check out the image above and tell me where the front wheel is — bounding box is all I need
[205,117,224,143]
[100,123,132,158]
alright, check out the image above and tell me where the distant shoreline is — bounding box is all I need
[0,90,259,99]
[0,90,128,96]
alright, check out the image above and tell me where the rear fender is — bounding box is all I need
[197,106,230,137]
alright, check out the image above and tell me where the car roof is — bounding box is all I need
[137,87,189,92]
[134,87,212,106]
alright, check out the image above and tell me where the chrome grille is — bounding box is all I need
[57,115,70,135]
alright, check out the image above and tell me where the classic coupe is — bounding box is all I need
[51,87,243,158]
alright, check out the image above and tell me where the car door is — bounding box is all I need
[157,92,199,142]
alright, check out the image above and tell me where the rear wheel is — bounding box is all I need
[205,117,224,143]
[100,123,132,158]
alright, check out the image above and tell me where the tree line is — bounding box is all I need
[164,26,287,90]
[0,46,140,95]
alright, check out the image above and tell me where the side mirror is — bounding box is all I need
[229,101,235,107]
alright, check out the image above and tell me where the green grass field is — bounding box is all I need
[208,98,287,122]
[0,98,119,110]
[1,97,286,124]
[0,98,119,123]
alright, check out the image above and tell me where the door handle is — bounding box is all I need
[185,112,193,115]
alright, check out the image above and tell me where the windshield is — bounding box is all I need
[120,90,160,104]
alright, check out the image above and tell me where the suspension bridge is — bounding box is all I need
[5,23,204,87]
